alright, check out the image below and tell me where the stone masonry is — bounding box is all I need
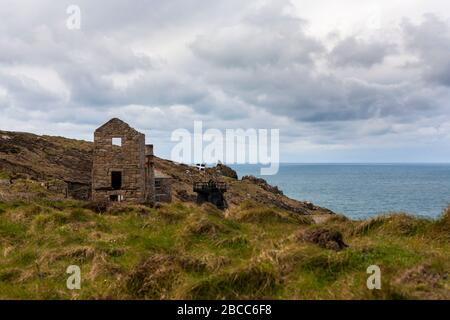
[154,169,172,203]
[91,118,156,204]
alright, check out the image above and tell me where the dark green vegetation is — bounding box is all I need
[0,196,448,299]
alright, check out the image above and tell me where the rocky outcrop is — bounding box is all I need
[207,163,238,179]
[242,175,283,195]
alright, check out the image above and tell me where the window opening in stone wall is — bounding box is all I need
[112,137,122,146]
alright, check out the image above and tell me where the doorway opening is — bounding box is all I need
[111,171,122,190]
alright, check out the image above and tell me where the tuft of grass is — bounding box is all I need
[0,170,11,180]
[154,202,190,223]
[201,202,223,217]
[231,201,313,225]
[9,179,47,194]
[428,207,450,241]
[0,268,21,282]
[181,262,280,299]
[213,235,249,249]
[353,213,431,237]
[125,253,210,299]
[183,217,227,238]
[0,218,27,240]
[68,208,91,222]
[39,199,84,210]
[295,227,348,251]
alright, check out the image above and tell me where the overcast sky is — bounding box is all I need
[1,0,450,162]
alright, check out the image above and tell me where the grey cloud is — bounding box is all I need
[188,9,449,129]
[402,14,450,87]
[191,1,323,69]
[0,72,64,111]
[330,37,394,68]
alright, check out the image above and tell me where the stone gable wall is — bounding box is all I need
[92,119,151,203]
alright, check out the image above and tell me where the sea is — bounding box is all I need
[230,163,450,219]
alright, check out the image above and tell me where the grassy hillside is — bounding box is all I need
[0,196,448,299]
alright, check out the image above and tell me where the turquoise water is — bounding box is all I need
[231,164,450,219]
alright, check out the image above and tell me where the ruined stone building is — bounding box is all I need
[91,118,171,204]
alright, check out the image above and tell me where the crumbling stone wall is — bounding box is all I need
[68,182,90,200]
[155,177,172,202]
[145,144,156,203]
[46,179,68,197]
[92,118,155,203]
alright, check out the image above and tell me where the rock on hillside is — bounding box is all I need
[0,130,333,215]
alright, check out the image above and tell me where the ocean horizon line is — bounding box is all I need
[231,162,450,166]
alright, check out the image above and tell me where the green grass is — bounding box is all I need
[0,199,448,300]
[0,170,10,180]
